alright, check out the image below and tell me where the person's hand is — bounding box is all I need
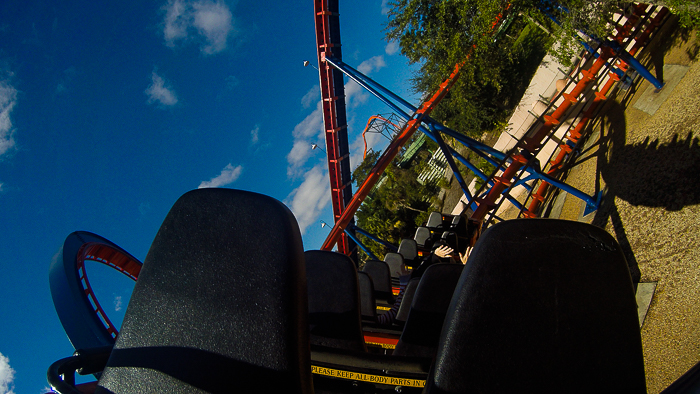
[434,245,455,258]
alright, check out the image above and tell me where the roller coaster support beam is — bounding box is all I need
[325,55,598,220]
[540,2,664,90]
[350,225,399,252]
[608,40,664,89]
[342,227,380,261]
[325,57,508,165]
[471,46,615,221]
[324,57,501,203]
[321,59,465,251]
[315,0,357,259]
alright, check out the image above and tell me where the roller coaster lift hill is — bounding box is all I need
[47,2,700,393]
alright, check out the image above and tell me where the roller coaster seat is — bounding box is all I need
[361,260,395,306]
[393,263,463,358]
[94,188,313,394]
[425,219,646,394]
[413,226,432,249]
[305,250,366,352]
[397,238,420,268]
[426,212,447,231]
[394,277,420,329]
[383,252,405,288]
[357,271,377,323]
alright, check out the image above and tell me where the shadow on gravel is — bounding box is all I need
[590,100,700,285]
[597,101,700,211]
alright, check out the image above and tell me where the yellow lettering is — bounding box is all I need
[310,365,426,388]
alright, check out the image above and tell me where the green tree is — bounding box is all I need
[386,0,699,135]
[386,0,553,135]
[352,148,438,262]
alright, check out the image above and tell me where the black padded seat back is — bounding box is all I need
[450,216,471,255]
[440,231,459,252]
[426,219,645,394]
[95,189,312,394]
[361,260,394,305]
[394,278,420,328]
[357,272,377,322]
[449,215,467,237]
[426,212,446,230]
[393,264,463,358]
[414,227,432,249]
[398,238,419,268]
[383,252,404,288]
[305,250,366,352]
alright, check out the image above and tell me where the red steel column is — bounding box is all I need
[314,0,355,256]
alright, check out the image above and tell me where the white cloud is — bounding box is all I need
[292,100,324,139]
[287,101,324,177]
[0,352,16,394]
[385,40,399,56]
[357,55,386,75]
[145,71,178,107]
[250,124,260,145]
[0,75,18,158]
[285,164,331,235]
[344,80,369,108]
[381,0,391,15]
[192,1,233,54]
[163,0,189,44]
[301,86,319,109]
[162,0,235,55]
[198,163,242,188]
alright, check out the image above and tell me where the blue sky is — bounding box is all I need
[0,0,418,392]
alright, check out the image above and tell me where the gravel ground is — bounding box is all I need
[554,17,700,393]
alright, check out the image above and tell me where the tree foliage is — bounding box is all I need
[385,0,700,134]
[385,0,553,135]
[352,148,438,261]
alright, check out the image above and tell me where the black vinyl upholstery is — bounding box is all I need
[394,278,420,328]
[414,227,432,248]
[426,219,645,394]
[305,250,366,352]
[361,260,395,305]
[357,271,377,323]
[383,252,404,288]
[95,189,313,394]
[397,238,420,267]
[426,212,445,230]
[440,231,458,252]
[393,264,463,358]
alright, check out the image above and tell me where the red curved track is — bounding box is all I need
[77,243,141,339]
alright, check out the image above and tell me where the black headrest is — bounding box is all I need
[449,215,468,238]
[361,260,392,294]
[305,250,366,352]
[426,212,445,229]
[395,278,420,326]
[439,231,458,251]
[96,189,312,394]
[357,272,377,322]
[426,219,645,394]
[383,252,405,279]
[414,227,432,248]
[397,239,418,261]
